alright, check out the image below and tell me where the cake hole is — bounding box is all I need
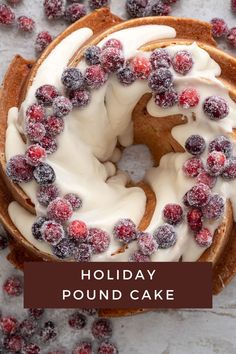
[117,144,154,183]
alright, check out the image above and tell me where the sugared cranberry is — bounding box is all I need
[89,0,109,9]
[150,48,171,70]
[0,4,15,25]
[151,1,171,16]
[0,316,18,335]
[163,203,183,225]
[26,122,46,142]
[44,0,65,20]
[206,151,226,176]
[72,341,93,354]
[92,318,112,341]
[52,96,72,118]
[32,217,48,240]
[5,335,25,352]
[64,193,82,210]
[22,343,41,354]
[227,27,236,47]
[222,157,236,180]
[88,228,110,253]
[47,197,73,222]
[154,88,178,108]
[33,163,56,185]
[185,135,206,156]
[232,0,236,11]
[187,183,211,207]
[36,85,59,106]
[0,233,8,250]
[19,318,37,338]
[209,136,232,157]
[179,88,200,109]
[203,96,229,120]
[26,104,45,124]
[196,171,217,189]
[69,89,91,108]
[129,250,150,262]
[183,157,204,177]
[103,38,122,50]
[35,31,53,52]
[130,56,151,80]
[153,223,177,249]
[64,3,86,23]
[41,221,65,246]
[172,50,193,75]
[67,220,88,243]
[211,18,228,38]
[202,194,225,220]
[117,66,136,86]
[3,276,23,296]
[39,135,58,154]
[126,0,148,18]
[53,238,74,259]
[28,308,44,320]
[40,321,57,343]
[37,185,59,207]
[137,232,158,255]
[68,312,86,330]
[195,228,213,247]
[17,16,35,32]
[61,68,84,90]
[84,65,108,90]
[6,155,34,183]
[148,68,173,93]
[113,218,137,243]
[44,116,64,137]
[26,144,47,166]
[84,45,101,66]
[187,208,203,232]
[73,243,92,262]
[98,341,118,354]
[101,47,125,73]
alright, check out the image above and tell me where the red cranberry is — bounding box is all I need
[206,151,226,176]
[183,157,204,177]
[98,341,118,354]
[163,203,183,225]
[89,0,109,9]
[5,335,25,352]
[69,89,91,108]
[36,85,59,106]
[72,341,93,354]
[37,185,59,206]
[53,238,74,259]
[0,4,15,25]
[41,221,65,246]
[40,321,57,343]
[153,223,177,249]
[88,228,110,253]
[113,218,137,243]
[117,66,136,86]
[19,318,37,338]
[187,183,211,207]
[185,135,206,156]
[211,18,228,38]
[52,96,73,118]
[154,88,178,108]
[101,47,125,73]
[148,68,173,93]
[84,45,101,66]
[202,194,225,220]
[203,96,229,120]
[26,104,45,124]
[6,154,34,182]
[17,16,35,32]
[39,135,57,154]
[84,65,108,89]
[26,144,47,166]
[209,136,232,158]
[32,217,48,240]
[222,157,236,180]
[26,122,46,142]
[187,208,203,232]
[0,316,18,335]
[126,0,148,18]
[64,3,86,23]
[35,31,53,52]
[64,193,82,210]
[137,232,158,255]
[3,276,23,296]
[22,343,41,354]
[179,88,200,109]
[28,308,44,320]
[0,234,8,250]
[129,250,150,262]
[150,48,171,70]
[232,0,236,11]
[33,163,56,185]
[67,220,88,243]
[68,312,86,330]
[196,171,216,189]
[172,50,193,75]
[61,67,84,90]
[47,197,73,222]
[130,56,151,80]
[195,228,213,247]
[73,243,92,262]
[151,1,171,16]
[44,116,64,137]
[227,27,236,47]
[44,0,65,20]
[92,318,112,341]
[103,38,122,50]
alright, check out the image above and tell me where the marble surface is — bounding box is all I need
[1,0,236,353]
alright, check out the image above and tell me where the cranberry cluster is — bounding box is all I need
[126,0,179,18]
[211,17,236,48]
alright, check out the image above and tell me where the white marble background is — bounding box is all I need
[0,0,236,353]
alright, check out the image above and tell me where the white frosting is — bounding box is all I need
[5,24,236,262]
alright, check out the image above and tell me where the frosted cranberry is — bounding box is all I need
[26,122,46,142]
[183,157,204,177]
[64,3,86,23]
[203,96,229,120]
[26,144,47,166]
[195,228,213,247]
[69,89,91,108]
[28,308,44,320]
[84,45,101,65]
[52,96,72,118]
[41,221,65,246]
[19,318,37,338]
[39,135,57,154]
[163,203,183,225]
[222,157,236,180]
[67,220,88,243]
[130,56,151,80]
[117,66,136,86]
[206,151,226,176]
[36,85,59,106]
[73,243,92,262]
[211,18,228,38]
[61,68,84,90]
[88,228,110,253]
[196,171,216,189]
[47,197,73,222]
[44,0,65,19]
[98,341,118,354]
[202,194,225,220]
[3,276,23,296]
[5,335,25,352]
[6,154,34,182]
[73,341,93,354]
[101,47,125,73]
[232,0,236,11]
[0,4,15,25]
[0,234,8,250]
[150,49,171,70]
[89,0,109,9]
[37,185,59,206]
[187,183,211,207]
[92,318,112,341]
[33,163,56,185]
[126,0,148,18]
[179,88,200,109]
[209,136,232,157]
[22,343,41,354]
[129,250,150,262]
[32,217,48,240]
[151,1,171,16]
[44,116,64,137]
[148,68,173,93]
[185,135,206,156]
[64,193,82,210]
[187,208,203,232]
[153,223,177,249]
[68,312,86,330]
[0,316,18,335]
[154,88,178,108]
[35,31,53,52]
[227,27,236,47]
[26,104,45,124]
[17,16,35,32]
[172,50,193,75]
[137,232,158,255]
[53,238,74,259]
[40,321,57,343]
[103,38,122,50]
[113,218,137,243]
[84,65,108,89]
